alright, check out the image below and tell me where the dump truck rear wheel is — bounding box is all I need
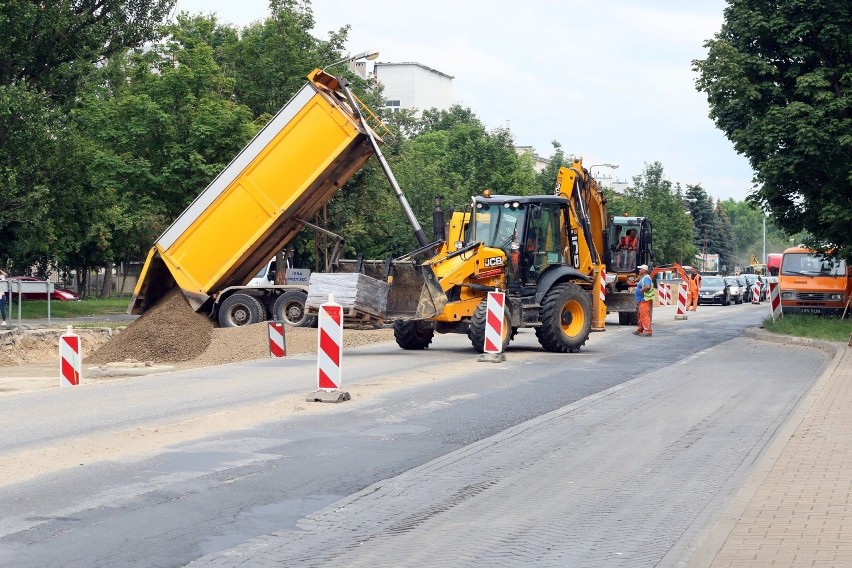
[468,298,512,353]
[535,283,591,353]
[618,311,638,326]
[218,294,264,327]
[273,291,316,328]
[393,320,433,350]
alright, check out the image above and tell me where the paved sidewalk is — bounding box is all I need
[690,331,852,567]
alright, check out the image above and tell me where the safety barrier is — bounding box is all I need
[484,291,506,354]
[751,281,761,304]
[308,295,350,403]
[59,328,81,387]
[268,321,286,358]
[674,284,688,320]
[769,281,782,320]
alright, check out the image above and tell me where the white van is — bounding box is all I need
[248,258,311,287]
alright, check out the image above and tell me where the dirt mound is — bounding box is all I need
[89,289,214,364]
[87,288,396,367]
[0,328,114,366]
[182,323,395,368]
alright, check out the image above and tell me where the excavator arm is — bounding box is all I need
[650,263,689,282]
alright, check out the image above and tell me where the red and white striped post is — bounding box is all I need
[660,282,669,307]
[317,298,342,389]
[751,281,761,304]
[769,281,782,320]
[268,321,286,358]
[307,295,350,403]
[59,328,81,387]
[674,284,688,320]
[484,291,506,354]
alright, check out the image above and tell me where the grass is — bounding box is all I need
[5,297,131,321]
[763,313,852,343]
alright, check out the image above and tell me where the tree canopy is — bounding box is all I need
[693,0,852,260]
[0,1,800,290]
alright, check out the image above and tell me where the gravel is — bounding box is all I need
[86,288,395,368]
[88,289,214,364]
[3,289,396,370]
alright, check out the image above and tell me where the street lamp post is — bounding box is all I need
[590,163,619,178]
[322,49,380,72]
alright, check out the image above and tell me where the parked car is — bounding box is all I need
[723,276,744,304]
[8,276,80,301]
[699,276,731,306]
[735,276,751,302]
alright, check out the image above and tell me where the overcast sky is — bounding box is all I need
[172,0,754,202]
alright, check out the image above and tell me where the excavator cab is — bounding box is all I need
[607,216,653,289]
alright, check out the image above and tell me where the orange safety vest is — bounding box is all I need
[689,273,701,290]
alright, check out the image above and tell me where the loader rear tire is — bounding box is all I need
[273,291,316,328]
[218,294,264,327]
[393,320,434,350]
[468,298,512,353]
[535,283,591,353]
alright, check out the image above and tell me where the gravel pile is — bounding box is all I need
[88,289,214,364]
[183,323,395,368]
[87,287,396,367]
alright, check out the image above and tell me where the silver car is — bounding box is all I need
[723,277,744,304]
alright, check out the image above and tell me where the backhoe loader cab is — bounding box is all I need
[462,196,576,291]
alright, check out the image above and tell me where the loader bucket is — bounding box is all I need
[336,260,447,320]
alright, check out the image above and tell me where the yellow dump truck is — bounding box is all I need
[130,69,425,327]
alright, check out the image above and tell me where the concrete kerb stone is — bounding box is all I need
[686,327,847,567]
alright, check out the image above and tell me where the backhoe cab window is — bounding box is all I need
[470,203,526,251]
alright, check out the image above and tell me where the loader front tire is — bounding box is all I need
[468,298,512,353]
[273,291,316,328]
[393,319,434,350]
[535,283,591,353]
[218,294,264,327]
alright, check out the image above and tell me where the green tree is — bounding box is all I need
[693,0,852,260]
[0,0,176,104]
[0,1,176,274]
[63,24,258,290]
[214,0,348,117]
[715,200,735,272]
[325,105,537,259]
[720,198,798,267]
[534,141,572,194]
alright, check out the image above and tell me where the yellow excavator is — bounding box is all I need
[385,159,609,353]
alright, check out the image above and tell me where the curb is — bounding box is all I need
[687,328,847,567]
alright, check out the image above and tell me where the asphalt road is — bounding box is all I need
[0,302,828,567]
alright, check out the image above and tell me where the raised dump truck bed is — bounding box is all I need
[130,70,379,318]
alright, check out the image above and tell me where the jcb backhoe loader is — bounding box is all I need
[388,159,609,353]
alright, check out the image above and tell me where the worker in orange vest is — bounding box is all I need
[687,266,701,311]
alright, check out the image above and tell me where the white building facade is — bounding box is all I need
[373,62,453,116]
